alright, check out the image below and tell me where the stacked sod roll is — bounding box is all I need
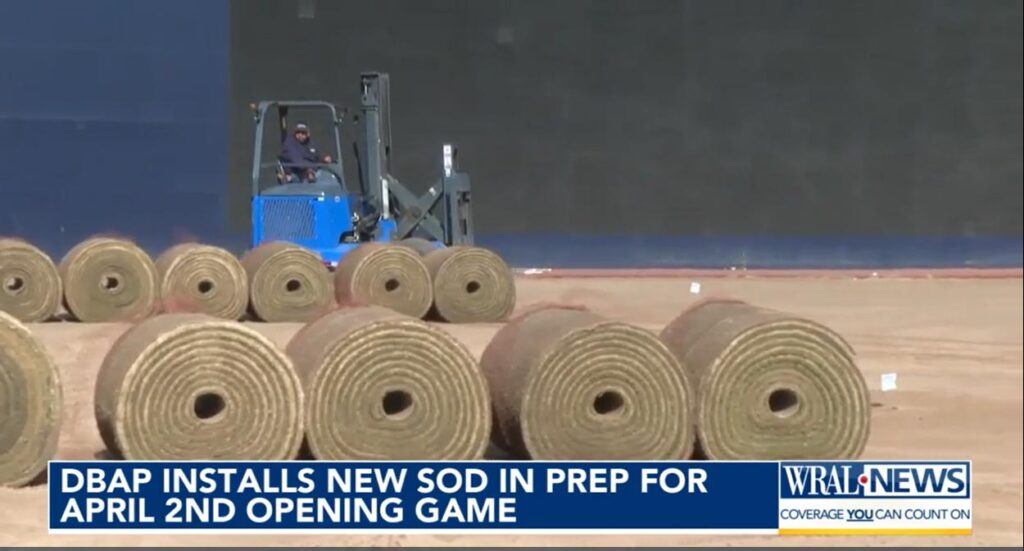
[0,311,62,486]
[155,243,248,319]
[659,299,871,460]
[0,238,62,322]
[334,243,433,318]
[481,307,695,460]
[4,236,518,325]
[58,237,158,322]
[401,239,516,323]
[4,235,876,463]
[241,241,334,322]
[95,314,304,460]
[287,307,490,460]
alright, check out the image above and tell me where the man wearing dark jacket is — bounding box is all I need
[279,122,332,182]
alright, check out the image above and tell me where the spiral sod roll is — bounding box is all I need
[241,241,334,322]
[155,243,248,319]
[420,246,516,323]
[286,306,490,460]
[480,307,694,460]
[659,299,870,460]
[399,238,516,323]
[334,243,433,318]
[0,311,62,487]
[95,314,304,460]
[0,239,62,322]
[58,237,159,322]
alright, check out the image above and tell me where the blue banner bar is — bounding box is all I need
[48,460,972,534]
[49,461,777,531]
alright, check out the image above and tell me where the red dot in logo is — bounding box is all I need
[859,474,868,485]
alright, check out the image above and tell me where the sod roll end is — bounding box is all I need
[155,243,248,319]
[59,237,158,322]
[0,311,62,487]
[334,243,432,318]
[0,238,62,322]
[481,307,694,460]
[423,246,516,323]
[241,242,334,322]
[287,306,490,460]
[660,299,871,460]
[95,314,304,460]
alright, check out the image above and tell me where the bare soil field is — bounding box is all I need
[2,276,1021,547]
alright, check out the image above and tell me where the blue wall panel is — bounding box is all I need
[0,0,229,256]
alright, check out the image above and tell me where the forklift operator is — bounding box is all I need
[279,122,333,182]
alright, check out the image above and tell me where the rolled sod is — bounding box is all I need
[480,307,695,460]
[334,243,433,318]
[287,306,490,460]
[659,299,871,460]
[0,238,62,322]
[155,243,248,320]
[241,241,334,322]
[95,313,304,460]
[0,311,62,486]
[421,246,516,323]
[59,237,158,322]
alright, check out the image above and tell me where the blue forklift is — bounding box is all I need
[249,72,473,266]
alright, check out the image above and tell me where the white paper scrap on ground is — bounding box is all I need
[522,268,551,275]
[881,373,898,392]
[689,281,701,294]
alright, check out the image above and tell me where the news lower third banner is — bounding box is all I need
[48,460,972,535]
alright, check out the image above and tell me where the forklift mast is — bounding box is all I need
[359,72,474,246]
[360,72,391,210]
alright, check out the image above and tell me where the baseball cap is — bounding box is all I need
[295,122,310,132]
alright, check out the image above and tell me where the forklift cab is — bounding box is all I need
[252,101,347,192]
[249,101,366,265]
[249,73,474,267]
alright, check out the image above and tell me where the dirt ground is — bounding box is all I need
[2,276,1021,547]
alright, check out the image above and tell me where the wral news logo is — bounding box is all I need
[777,461,972,535]
[780,461,970,499]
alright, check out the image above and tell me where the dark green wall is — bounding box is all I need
[228,0,1022,265]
